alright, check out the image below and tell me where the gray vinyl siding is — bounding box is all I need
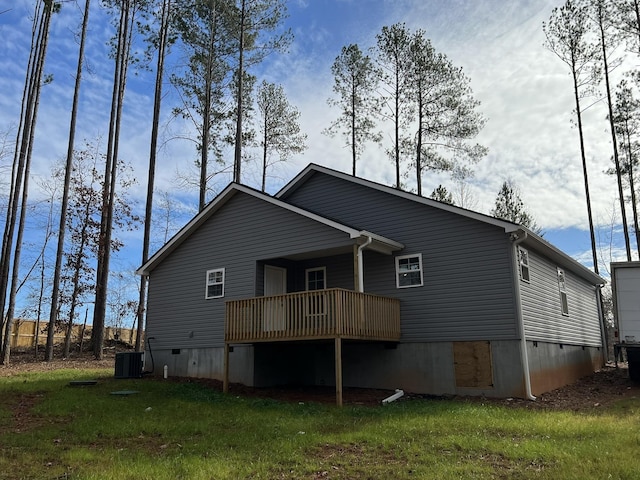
[282,172,519,342]
[146,191,355,350]
[520,248,601,347]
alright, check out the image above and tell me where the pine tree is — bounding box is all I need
[491,180,540,233]
[430,185,454,205]
[256,80,306,191]
[544,0,601,272]
[405,29,486,196]
[325,44,381,176]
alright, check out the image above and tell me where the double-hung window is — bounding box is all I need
[518,247,530,282]
[305,267,326,291]
[205,268,225,299]
[305,267,326,318]
[396,254,423,288]
[557,268,569,315]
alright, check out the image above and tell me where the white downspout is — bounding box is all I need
[512,230,536,401]
[357,236,373,292]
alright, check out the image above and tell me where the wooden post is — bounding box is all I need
[223,343,230,393]
[335,337,343,407]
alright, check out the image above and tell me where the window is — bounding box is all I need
[306,267,326,291]
[518,247,530,282]
[205,268,225,299]
[557,268,569,315]
[396,254,423,288]
[305,267,326,319]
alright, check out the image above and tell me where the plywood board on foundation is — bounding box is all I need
[453,341,493,388]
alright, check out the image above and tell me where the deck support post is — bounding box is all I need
[223,343,230,393]
[335,337,343,407]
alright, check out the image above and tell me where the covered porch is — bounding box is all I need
[223,231,404,406]
[223,289,400,406]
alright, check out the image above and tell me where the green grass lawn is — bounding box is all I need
[1,368,639,480]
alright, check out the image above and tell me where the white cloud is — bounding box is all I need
[1,0,637,265]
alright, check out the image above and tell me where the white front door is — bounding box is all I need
[264,266,287,331]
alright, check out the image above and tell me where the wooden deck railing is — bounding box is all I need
[225,288,400,343]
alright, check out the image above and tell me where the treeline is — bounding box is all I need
[0,1,493,366]
[544,0,640,274]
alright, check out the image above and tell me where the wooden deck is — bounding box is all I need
[225,288,400,343]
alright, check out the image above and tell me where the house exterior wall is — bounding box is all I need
[281,171,520,342]
[143,168,604,398]
[145,191,356,358]
[520,248,602,347]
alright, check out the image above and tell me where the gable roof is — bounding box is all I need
[276,164,604,286]
[136,182,403,276]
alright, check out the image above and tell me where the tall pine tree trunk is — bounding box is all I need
[595,0,631,260]
[233,0,246,184]
[46,0,90,361]
[93,0,133,359]
[1,0,54,364]
[137,0,171,352]
[0,0,49,350]
[572,69,599,274]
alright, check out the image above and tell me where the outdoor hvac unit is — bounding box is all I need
[114,351,144,379]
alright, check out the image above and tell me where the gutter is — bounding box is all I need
[511,230,536,401]
[357,236,373,292]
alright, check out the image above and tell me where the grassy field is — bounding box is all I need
[1,368,639,480]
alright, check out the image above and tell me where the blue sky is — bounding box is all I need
[0,0,636,290]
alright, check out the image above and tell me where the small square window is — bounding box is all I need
[206,268,225,299]
[518,247,530,283]
[396,254,423,288]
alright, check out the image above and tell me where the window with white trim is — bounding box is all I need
[396,254,423,288]
[305,266,326,291]
[518,247,530,282]
[205,268,225,299]
[305,267,326,318]
[557,268,569,315]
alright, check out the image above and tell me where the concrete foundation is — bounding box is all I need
[144,339,602,399]
[145,345,254,385]
[527,341,604,395]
